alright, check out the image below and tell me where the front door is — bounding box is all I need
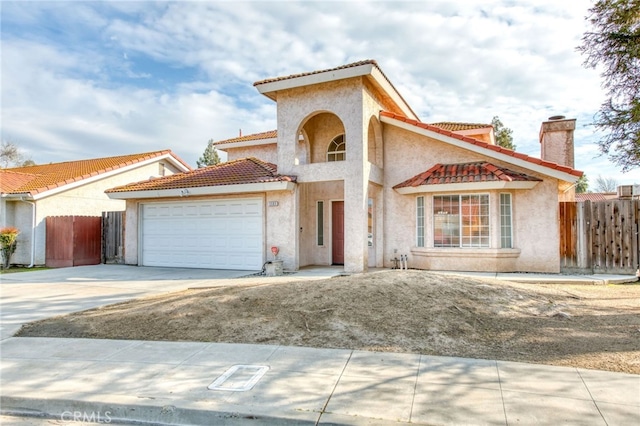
[332,201,344,265]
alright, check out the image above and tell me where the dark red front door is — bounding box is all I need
[332,201,344,265]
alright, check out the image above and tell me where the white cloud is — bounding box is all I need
[2,0,639,185]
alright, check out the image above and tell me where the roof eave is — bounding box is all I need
[368,66,419,120]
[395,181,540,194]
[255,63,376,100]
[1,192,34,200]
[106,181,296,200]
[381,114,581,183]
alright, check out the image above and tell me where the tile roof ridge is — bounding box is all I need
[430,121,493,129]
[380,111,582,178]
[253,59,378,86]
[0,169,41,176]
[212,130,278,145]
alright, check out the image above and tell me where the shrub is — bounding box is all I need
[0,227,20,269]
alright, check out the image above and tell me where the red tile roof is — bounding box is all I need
[381,111,583,178]
[0,170,39,193]
[575,192,618,202]
[1,150,191,196]
[430,122,493,131]
[393,162,542,189]
[212,130,277,146]
[253,60,378,86]
[106,157,296,193]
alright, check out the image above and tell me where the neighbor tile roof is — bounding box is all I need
[0,170,39,193]
[430,122,493,131]
[381,111,583,178]
[393,162,542,189]
[106,157,296,193]
[0,150,190,196]
[575,192,618,202]
[253,59,379,86]
[212,130,278,146]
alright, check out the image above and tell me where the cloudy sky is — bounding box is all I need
[2,0,639,186]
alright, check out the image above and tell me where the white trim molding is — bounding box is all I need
[395,180,539,194]
[107,181,296,200]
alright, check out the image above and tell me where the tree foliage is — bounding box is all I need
[491,116,516,150]
[575,174,589,193]
[197,140,221,168]
[578,0,640,171]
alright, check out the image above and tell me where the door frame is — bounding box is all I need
[330,199,345,265]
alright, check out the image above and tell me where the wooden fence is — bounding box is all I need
[560,200,640,274]
[102,211,124,264]
[46,216,102,267]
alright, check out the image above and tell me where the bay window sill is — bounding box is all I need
[411,247,521,259]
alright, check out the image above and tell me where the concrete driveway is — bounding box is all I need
[0,264,254,340]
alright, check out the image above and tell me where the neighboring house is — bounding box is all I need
[0,150,191,266]
[107,60,582,273]
[575,184,639,202]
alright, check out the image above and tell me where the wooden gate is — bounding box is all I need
[46,216,102,267]
[560,200,640,274]
[102,211,124,264]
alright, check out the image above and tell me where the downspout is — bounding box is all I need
[18,198,36,268]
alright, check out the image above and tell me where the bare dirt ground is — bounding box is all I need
[16,270,640,374]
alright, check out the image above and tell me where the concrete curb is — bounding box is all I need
[0,396,323,426]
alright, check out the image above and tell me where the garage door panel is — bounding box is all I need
[243,217,262,233]
[142,199,263,270]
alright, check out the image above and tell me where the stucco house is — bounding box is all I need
[107,60,582,273]
[0,150,190,266]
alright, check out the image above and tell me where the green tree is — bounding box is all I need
[491,116,516,150]
[578,0,640,171]
[197,139,221,168]
[575,174,589,193]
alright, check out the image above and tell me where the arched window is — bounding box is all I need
[327,134,346,162]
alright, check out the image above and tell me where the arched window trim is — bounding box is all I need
[327,134,346,162]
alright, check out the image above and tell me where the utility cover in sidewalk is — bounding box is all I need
[208,365,269,392]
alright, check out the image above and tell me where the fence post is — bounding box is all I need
[577,201,591,271]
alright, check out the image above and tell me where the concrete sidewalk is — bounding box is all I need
[1,337,638,425]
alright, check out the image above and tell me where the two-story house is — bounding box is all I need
[107,60,582,273]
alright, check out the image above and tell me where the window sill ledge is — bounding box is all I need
[411,247,521,259]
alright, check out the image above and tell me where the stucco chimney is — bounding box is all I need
[539,115,576,168]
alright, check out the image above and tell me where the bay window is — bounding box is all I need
[433,194,489,248]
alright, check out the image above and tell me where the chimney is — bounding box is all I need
[539,115,576,168]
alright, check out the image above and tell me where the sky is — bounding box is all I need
[2,0,639,187]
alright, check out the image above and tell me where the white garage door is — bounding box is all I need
[141,198,263,270]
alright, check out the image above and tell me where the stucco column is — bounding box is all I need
[266,189,299,271]
[343,121,368,273]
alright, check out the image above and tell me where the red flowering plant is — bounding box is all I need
[0,227,20,269]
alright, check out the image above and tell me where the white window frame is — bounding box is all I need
[433,194,490,248]
[416,196,425,247]
[500,193,513,249]
[327,134,346,162]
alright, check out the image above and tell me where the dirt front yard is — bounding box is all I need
[16,270,640,374]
